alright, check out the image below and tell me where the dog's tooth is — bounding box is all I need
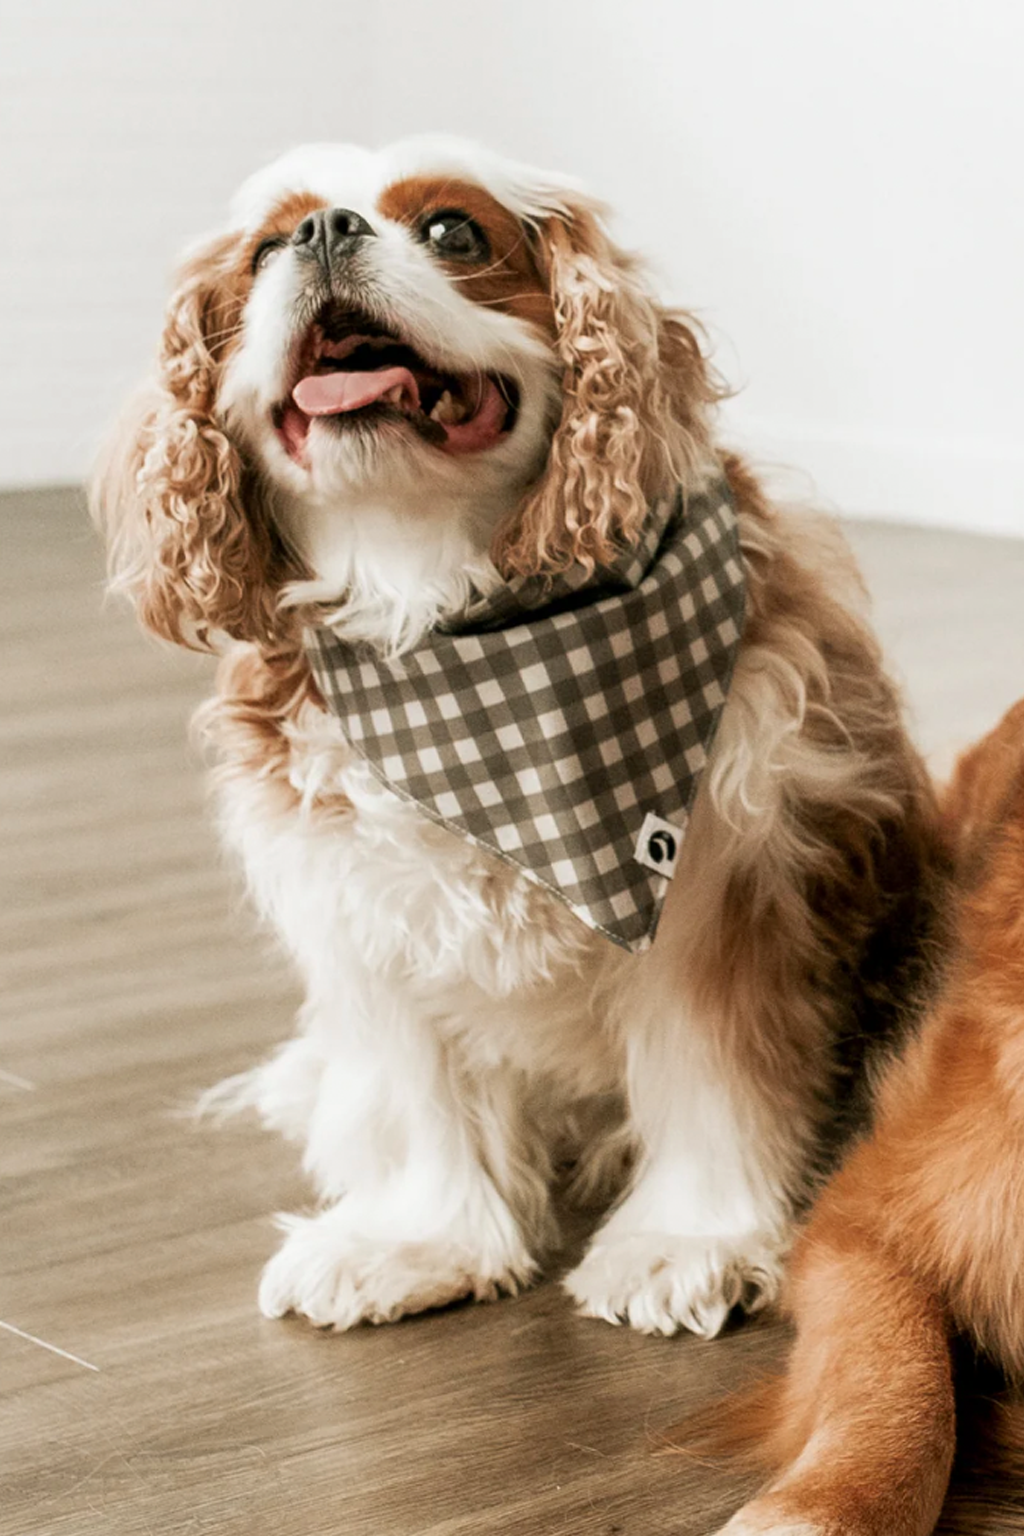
[431,389,457,424]
[385,384,404,405]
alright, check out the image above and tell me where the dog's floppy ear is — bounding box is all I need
[91,233,289,650]
[492,198,721,580]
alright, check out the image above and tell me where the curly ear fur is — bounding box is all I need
[492,205,724,580]
[90,234,293,651]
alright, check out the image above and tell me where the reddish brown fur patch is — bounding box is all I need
[261,190,328,239]
[160,231,251,380]
[941,697,1024,870]
[377,176,556,335]
[241,190,328,286]
[686,699,1024,1536]
[197,193,330,368]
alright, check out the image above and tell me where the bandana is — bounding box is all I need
[306,476,746,953]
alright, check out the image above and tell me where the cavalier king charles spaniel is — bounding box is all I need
[93,137,946,1337]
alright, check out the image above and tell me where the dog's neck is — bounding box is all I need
[275,480,514,656]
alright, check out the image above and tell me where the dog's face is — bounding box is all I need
[94,137,718,651]
[220,143,561,516]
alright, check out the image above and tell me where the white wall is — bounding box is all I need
[4,0,1023,536]
[0,0,375,487]
[369,0,1024,537]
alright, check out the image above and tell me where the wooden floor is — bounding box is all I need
[2,488,1023,1536]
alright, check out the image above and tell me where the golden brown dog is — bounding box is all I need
[702,698,1024,1535]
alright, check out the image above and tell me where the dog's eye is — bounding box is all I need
[420,210,490,263]
[251,236,287,275]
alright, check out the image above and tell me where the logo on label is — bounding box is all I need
[634,812,685,878]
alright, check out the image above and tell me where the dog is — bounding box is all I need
[91,137,946,1337]
[694,697,1024,1535]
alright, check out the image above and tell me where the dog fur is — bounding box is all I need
[692,698,1024,1535]
[91,137,946,1337]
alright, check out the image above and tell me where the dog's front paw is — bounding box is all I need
[258,1206,535,1329]
[563,1230,783,1338]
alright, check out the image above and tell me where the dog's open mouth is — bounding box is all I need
[274,306,520,464]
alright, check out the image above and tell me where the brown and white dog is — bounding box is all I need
[92,137,945,1336]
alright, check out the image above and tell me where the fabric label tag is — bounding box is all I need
[634,812,685,878]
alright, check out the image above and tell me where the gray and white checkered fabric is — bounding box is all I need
[306,477,746,952]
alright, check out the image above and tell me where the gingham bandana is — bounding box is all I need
[306,477,746,953]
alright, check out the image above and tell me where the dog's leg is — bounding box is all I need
[258,979,547,1329]
[563,990,792,1336]
[564,721,859,1338]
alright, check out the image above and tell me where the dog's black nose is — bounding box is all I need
[292,207,376,266]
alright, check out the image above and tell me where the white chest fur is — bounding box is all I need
[215,700,622,1092]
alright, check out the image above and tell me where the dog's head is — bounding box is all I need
[94,137,720,652]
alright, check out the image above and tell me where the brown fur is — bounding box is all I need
[377,176,557,334]
[258,191,328,245]
[680,700,1024,1536]
[90,228,299,650]
[492,205,723,580]
[680,458,947,1165]
[196,642,324,817]
[89,190,335,651]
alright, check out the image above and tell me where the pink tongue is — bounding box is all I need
[292,367,420,417]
